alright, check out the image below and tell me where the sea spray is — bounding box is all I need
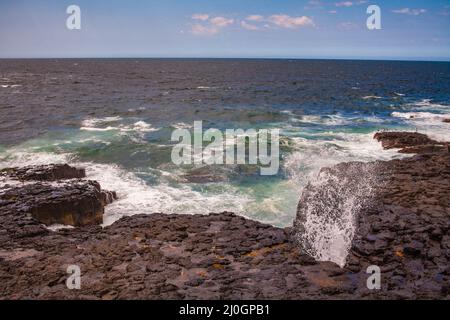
[293,161,381,267]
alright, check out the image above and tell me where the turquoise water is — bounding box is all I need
[0,59,449,227]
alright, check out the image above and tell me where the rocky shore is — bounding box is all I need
[0,132,448,299]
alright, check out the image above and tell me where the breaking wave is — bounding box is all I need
[294,161,380,267]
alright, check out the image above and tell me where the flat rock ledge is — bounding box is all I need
[374,131,449,154]
[0,164,116,227]
[0,132,449,300]
[0,164,86,181]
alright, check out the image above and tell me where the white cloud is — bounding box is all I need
[241,21,260,31]
[210,17,234,27]
[189,13,315,35]
[190,24,219,36]
[329,10,338,14]
[392,8,427,16]
[189,15,234,36]
[268,14,315,29]
[246,15,264,22]
[335,1,353,7]
[192,13,210,21]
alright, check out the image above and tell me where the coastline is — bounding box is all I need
[0,132,448,299]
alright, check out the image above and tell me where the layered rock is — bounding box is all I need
[1,181,116,227]
[0,164,116,227]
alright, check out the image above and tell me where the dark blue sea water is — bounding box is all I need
[1,59,449,227]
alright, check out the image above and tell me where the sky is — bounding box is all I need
[0,0,449,60]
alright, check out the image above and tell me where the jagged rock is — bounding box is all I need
[1,164,86,181]
[374,132,438,150]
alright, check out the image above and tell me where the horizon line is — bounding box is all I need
[1,56,449,63]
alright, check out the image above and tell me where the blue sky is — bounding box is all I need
[0,0,449,60]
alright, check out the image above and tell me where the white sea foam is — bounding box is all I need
[285,132,402,265]
[296,115,350,126]
[80,126,118,132]
[295,162,378,267]
[392,111,448,121]
[80,117,160,133]
[0,150,251,227]
[172,122,193,129]
[362,95,382,100]
[81,116,123,128]
[0,151,70,168]
[46,224,75,232]
[0,84,21,88]
[84,162,251,226]
[391,107,450,142]
[413,99,450,112]
[290,114,384,126]
[284,132,403,188]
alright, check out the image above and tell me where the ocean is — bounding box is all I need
[1,59,449,227]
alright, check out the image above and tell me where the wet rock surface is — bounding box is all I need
[0,133,449,299]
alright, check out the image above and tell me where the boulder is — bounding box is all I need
[0,180,117,226]
[0,164,116,227]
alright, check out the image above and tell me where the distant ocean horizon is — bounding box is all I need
[1,57,450,62]
[1,58,449,227]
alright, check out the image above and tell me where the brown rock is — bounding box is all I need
[1,164,86,181]
[374,131,438,150]
[1,180,116,227]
